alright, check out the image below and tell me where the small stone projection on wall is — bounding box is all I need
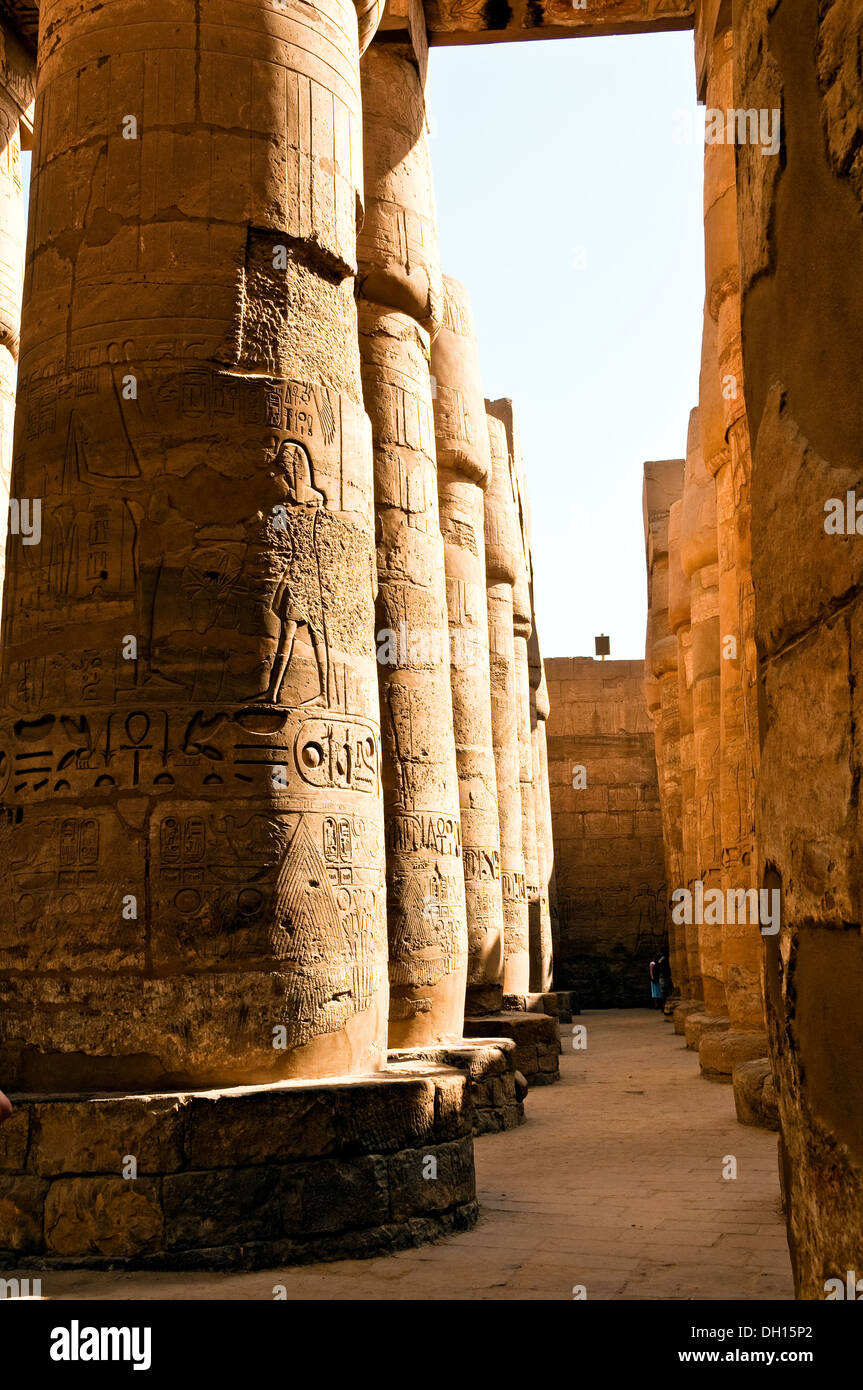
[545,657,667,1008]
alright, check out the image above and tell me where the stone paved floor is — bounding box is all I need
[42,1009,794,1301]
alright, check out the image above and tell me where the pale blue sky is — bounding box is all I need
[427,30,705,659]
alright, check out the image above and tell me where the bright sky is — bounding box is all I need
[427,30,705,660]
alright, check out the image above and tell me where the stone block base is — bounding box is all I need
[673,1000,706,1035]
[554,991,579,1022]
[684,1012,730,1051]
[699,1030,769,1081]
[465,984,504,1016]
[388,1040,525,1135]
[733,1058,780,1132]
[0,1064,478,1271]
[503,991,558,1016]
[463,1012,561,1086]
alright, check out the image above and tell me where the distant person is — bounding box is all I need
[649,956,663,1010]
[656,953,673,1005]
[0,1090,12,1124]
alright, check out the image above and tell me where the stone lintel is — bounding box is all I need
[423,0,694,49]
[0,9,35,131]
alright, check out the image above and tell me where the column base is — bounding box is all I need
[503,990,558,1014]
[699,1029,769,1080]
[389,1040,525,1135]
[0,1064,477,1271]
[732,1058,780,1131]
[684,1011,730,1051]
[672,1000,707,1035]
[464,1011,561,1086]
[465,984,504,1015]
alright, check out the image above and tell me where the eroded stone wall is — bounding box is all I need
[546,657,666,1007]
[734,0,863,1298]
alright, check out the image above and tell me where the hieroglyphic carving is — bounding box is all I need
[0,708,381,800]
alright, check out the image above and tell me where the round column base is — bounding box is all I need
[0,1064,477,1270]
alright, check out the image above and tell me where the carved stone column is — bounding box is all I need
[643,459,695,1007]
[669,495,697,932]
[357,23,467,1046]
[431,276,505,1015]
[0,0,484,1272]
[484,408,529,996]
[681,405,726,1034]
[512,568,541,990]
[0,23,32,617]
[532,662,558,989]
[699,15,765,1076]
[0,0,391,1092]
[529,619,554,992]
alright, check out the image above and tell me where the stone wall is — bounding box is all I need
[545,657,666,1007]
[733,0,863,1300]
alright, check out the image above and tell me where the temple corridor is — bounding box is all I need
[39,1010,792,1302]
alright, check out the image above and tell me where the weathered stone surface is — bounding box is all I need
[463,1011,560,1086]
[388,1134,475,1220]
[699,1029,769,1082]
[431,278,505,1013]
[0,70,24,607]
[529,608,555,991]
[0,1064,477,1266]
[0,1174,46,1251]
[684,1011,730,1052]
[733,1058,779,1133]
[0,1105,28,1171]
[485,402,531,995]
[699,14,763,1046]
[45,1177,163,1258]
[358,34,467,1047]
[673,1000,706,1036]
[643,459,692,998]
[0,0,391,1091]
[424,0,694,47]
[166,1165,283,1247]
[285,1156,390,1236]
[546,657,667,1007]
[30,1097,185,1177]
[735,0,863,1298]
[681,411,724,1017]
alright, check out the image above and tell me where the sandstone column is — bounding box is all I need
[431,276,505,1014]
[0,0,390,1090]
[668,496,698,951]
[681,408,725,1024]
[499,403,547,995]
[643,460,693,998]
[529,622,555,992]
[699,14,765,1072]
[644,619,689,997]
[0,27,32,618]
[513,569,542,992]
[356,19,467,1046]
[484,407,529,996]
[533,662,559,988]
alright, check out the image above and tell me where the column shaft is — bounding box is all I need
[0,0,389,1090]
[431,277,505,1014]
[484,406,529,996]
[357,36,467,1045]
